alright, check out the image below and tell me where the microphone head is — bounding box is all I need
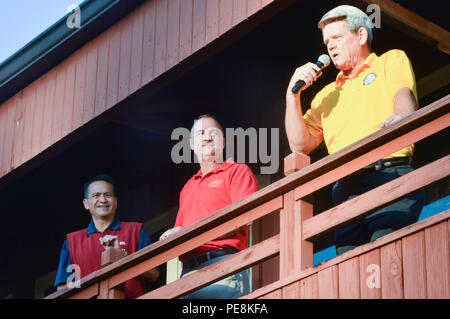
[317,54,331,68]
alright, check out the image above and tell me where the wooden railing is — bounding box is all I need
[46,94,450,299]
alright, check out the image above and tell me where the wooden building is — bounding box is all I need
[0,0,448,298]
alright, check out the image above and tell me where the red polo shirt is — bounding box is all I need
[174,158,259,260]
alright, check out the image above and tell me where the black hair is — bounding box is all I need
[83,174,115,199]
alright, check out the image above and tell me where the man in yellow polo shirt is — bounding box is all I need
[285,5,424,255]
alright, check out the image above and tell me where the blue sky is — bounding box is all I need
[0,0,85,64]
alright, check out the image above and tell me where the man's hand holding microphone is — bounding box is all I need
[288,54,331,95]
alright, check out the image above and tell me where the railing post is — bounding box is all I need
[280,152,313,279]
[98,248,125,299]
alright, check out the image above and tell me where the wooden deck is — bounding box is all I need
[45,94,450,299]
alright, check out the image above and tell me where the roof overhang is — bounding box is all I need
[0,0,146,103]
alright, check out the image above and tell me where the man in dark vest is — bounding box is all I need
[54,174,159,298]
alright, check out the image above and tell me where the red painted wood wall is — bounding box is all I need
[0,0,275,180]
[257,218,450,299]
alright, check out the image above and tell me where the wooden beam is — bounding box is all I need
[108,196,282,289]
[418,64,450,99]
[359,0,450,54]
[302,155,450,241]
[139,234,280,299]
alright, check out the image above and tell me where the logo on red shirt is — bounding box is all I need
[208,179,223,188]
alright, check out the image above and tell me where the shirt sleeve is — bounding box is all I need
[138,228,152,250]
[228,164,259,203]
[138,228,161,273]
[54,239,72,286]
[174,184,188,228]
[303,95,324,138]
[385,49,418,107]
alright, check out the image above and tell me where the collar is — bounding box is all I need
[335,52,377,86]
[86,217,120,236]
[193,158,236,179]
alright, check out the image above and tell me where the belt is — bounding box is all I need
[354,157,411,176]
[182,249,237,269]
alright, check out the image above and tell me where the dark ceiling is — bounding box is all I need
[0,0,448,298]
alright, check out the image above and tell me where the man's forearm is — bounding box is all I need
[285,93,316,154]
[394,87,417,116]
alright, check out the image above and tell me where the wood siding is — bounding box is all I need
[253,217,450,299]
[0,0,274,179]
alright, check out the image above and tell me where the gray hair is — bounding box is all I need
[318,5,373,48]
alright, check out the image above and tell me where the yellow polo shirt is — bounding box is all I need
[304,49,417,158]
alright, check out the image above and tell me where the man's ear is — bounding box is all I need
[83,198,89,210]
[189,138,194,150]
[358,27,369,47]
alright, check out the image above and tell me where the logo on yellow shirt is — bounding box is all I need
[208,179,223,188]
[363,72,377,85]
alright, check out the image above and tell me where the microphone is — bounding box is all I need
[291,54,331,94]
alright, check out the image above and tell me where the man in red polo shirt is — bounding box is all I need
[160,114,259,298]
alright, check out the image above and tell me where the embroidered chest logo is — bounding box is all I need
[208,179,223,188]
[363,72,377,85]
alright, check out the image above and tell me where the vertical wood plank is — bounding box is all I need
[167,0,180,69]
[154,0,168,77]
[52,63,66,143]
[98,280,109,299]
[338,257,360,299]
[72,46,87,131]
[31,77,46,158]
[84,41,98,124]
[280,191,295,278]
[359,249,381,299]
[41,71,56,151]
[142,0,157,85]
[129,8,145,94]
[192,0,206,52]
[0,98,9,176]
[219,0,233,36]
[282,281,300,299]
[232,0,246,26]
[380,240,404,299]
[205,0,219,44]
[280,195,313,277]
[280,153,312,279]
[12,91,26,170]
[62,54,76,137]
[106,23,121,109]
[1,97,17,175]
[300,274,318,299]
[118,17,132,102]
[425,222,449,298]
[247,0,261,16]
[179,0,193,61]
[318,265,339,299]
[20,83,36,163]
[260,289,282,299]
[95,33,110,117]
[402,231,427,298]
[261,0,273,7]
